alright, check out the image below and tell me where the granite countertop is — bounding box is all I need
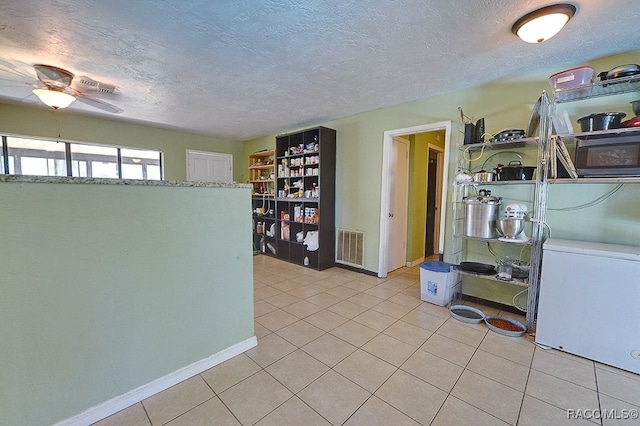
[0,175,252,188]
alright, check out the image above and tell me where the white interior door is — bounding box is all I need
[387,137,409,272]
[186,150,232,183]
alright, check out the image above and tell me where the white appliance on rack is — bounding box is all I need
[535,239,640,374]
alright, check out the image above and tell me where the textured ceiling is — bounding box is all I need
[0,0,639,141]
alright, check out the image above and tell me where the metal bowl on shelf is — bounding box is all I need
[496,219,524,239]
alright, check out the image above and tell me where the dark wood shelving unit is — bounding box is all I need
[272,126,336,270]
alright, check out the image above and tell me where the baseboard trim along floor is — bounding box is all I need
[53,336,258,426]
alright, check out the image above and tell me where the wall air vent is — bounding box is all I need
[335,229,365,268]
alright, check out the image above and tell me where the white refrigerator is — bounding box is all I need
[535,239,640,374]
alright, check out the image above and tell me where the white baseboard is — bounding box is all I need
[54,336,257,426]
[407,258,425,267]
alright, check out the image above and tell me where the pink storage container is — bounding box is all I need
[549,66,595,90]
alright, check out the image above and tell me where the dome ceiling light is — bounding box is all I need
[512,3,576,43]
[32,88,76,110]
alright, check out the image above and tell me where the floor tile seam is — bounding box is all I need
[385,297,423,310]
[593,361,640,382]
[431,313,487,346]
[522,370,600,408]
[439,395,512,426]
[327,364,383,395]
[528,363,599,392]
[394,317,444,335]
[463,358,529,394]
[432,330,487,348]
[155,394,221,426]
[253,284,283,296]
[338,394,397,426]
[260,298,304,310]
[252,394,331,426]
[274,323,329,348]
[140,375,218,425]
[516,345,541,425]
[368,379,447,426]
[204,366,267,398]
[327,324,379,348]
[379,328,430,350]
[286,365,376,421]
[346,295,387,309]
[591,362,605,426]
[593,386,640,410]
[594,365,640,382]
[324,366,404,424]
[396,305,446,324]
[300,294,347,310]
[442,331,488,394]
[396,359,460,395]
[595,393,640,413]
[297,342,358,370]
[377,284,415,294]
[377,317,428,346]
[246,368,316,422]
[310,308,352,330]
[359,292,399,303]
[465,332,531,397]
[399,340,461,367]
[280,305,324,320]
[358,334,423,369]
[449,383,524,426]
[139,402,153,426]
[253,317,292,333]
[369,306,414,321]
[472,346,536,369]
[246,344,297,369]
[534,345,598,366]
[516,393,602,424]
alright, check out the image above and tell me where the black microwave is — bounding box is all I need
[575,133,640,177]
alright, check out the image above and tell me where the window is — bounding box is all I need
[7,137,67,176]
[0,135,162,180]
[69,143,119,179]
[121,148,162,180]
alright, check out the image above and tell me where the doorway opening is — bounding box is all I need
[425,144,444,258]
[378,121,451,278]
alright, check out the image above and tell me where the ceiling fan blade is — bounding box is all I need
[75,95,123,114]
[0,58,35,82]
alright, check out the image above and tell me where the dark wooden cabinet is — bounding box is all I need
[272,126,336,270]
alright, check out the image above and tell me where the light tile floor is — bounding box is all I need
[95,255,640,426]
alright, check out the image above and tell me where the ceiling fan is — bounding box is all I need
[0,60,123,114]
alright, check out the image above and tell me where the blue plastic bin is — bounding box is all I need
[419,261,457,306]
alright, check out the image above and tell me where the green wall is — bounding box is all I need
[0,103,244,182]
[243,51,640,276]
[0,181,254,426]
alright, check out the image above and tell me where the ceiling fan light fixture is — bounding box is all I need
[512,3,576,43]
[32,88,76,110]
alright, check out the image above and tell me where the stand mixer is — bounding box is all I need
[498,203,528,242]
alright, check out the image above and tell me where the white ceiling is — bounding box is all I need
[0,0,638,141]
